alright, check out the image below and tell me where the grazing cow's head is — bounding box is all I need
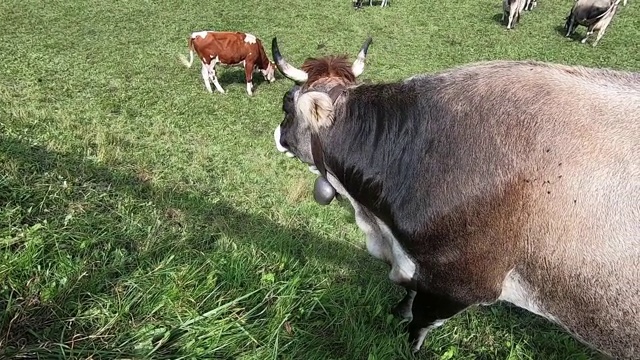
[261,61,277,83]
[272,37,372,166]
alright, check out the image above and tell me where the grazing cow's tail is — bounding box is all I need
[179,37,195,68]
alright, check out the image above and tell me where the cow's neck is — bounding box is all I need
[323,82,420,229]
[255,47,270,70]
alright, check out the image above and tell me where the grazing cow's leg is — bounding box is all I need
[507,13,515,29]
[592,14,614,47]
[408,291,469,353]
[201,62,213,93]
[565,17,575,37]
[244,61,254,96]
[209,63,225,94]
[592,28,606,47]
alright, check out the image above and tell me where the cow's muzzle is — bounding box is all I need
[274,125,295,158]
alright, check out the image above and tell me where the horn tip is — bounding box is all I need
[272,37,282,60]
[360,36,373,56]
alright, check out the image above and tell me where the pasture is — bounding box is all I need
[1,0,639,358]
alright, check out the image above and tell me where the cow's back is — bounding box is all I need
[573,0,613,23]
[191,31,253,64]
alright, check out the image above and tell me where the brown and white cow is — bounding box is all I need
[180,30,276,96]
[271,37,640,358]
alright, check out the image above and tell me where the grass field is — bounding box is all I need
[1,0,639,358]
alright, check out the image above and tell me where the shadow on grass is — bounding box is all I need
[0,134,402,359]
[555,24,584,41]
[492,13,506,26]
[0,135,596,359]
[213,67,273,94]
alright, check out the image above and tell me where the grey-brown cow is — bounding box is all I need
[564,0,622,46]
[272,37,640,358]
[502,0,527,29]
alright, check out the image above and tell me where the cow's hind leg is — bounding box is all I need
[507,13,515,29]
[201,63,213,93]
[208,64,225,94]
[565,17,575,37]
[592,16,614,47]
[407,291,469,353]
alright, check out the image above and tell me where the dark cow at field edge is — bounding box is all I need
[271,37,640,358]
[180,30,276,96]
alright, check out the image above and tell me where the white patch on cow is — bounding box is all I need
[325,173,416,286]
[498,270,560,323]
[308,165,321,175]
[411,319,446,353]
[246,82,253,96]
[244,33,257,44]
[200,56,224,94]
[273,126,295,157]
[200,63,213,93]
[191,31,210,39]
[209,56,225,94]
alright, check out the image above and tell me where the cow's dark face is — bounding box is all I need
[271,37,372,173]
[274,85,315,166]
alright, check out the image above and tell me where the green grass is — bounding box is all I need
[0,0,638,358]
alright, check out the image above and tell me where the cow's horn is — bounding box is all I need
[272,37,308,83]
[352,36,372,78]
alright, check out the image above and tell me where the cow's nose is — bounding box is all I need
[274,126,295,157]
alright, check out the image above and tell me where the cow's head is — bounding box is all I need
[271,37,372,205]
[261,61,277,83]
[271,37,372,167]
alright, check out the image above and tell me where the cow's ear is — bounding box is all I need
[296,91,335,130]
